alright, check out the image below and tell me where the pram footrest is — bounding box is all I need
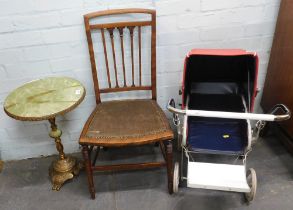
[187,162,250,193]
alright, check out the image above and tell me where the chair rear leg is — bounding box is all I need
[82,145,96,199]
[92,146,100,166]
[159,141,167,161]
[166,140,174,194]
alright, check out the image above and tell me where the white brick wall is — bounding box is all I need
[0,0,280,160]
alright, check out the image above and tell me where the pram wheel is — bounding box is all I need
[173,162,179,193]
[245,168,257,203]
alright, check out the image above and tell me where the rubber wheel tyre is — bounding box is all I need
[173,162,179,193]
[245,168,257,203]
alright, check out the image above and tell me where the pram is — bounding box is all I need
[167,49,291,202]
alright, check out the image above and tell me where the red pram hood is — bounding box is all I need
[182,49,259,112]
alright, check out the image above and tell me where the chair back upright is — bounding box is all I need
[84,9,157,104]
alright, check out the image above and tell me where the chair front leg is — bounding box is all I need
[82,145,96,199]
[166,140,173,194]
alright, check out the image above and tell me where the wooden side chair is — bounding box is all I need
[80,8,174,199]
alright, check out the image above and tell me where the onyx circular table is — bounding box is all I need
[4,77,86,190]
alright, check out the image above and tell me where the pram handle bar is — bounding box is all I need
[167,99,291,122]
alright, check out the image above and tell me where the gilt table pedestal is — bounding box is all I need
[48,118,83,190]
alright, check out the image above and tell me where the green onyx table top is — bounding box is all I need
[4,77,86,121]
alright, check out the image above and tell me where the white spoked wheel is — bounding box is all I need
[245,168,257,203]
[173,162,179,193]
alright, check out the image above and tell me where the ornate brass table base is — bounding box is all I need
[49,156,82,190]
[48,118,82,191]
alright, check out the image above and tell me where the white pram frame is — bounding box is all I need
[167,98,290,202]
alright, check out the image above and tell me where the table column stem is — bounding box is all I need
[49,118,65,160]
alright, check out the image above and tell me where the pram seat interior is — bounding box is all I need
[183,53,255,155]
[187,82,248,155]
[188,117,248,155]
[189,93,245,112]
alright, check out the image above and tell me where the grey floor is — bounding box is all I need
[1,129,293,210]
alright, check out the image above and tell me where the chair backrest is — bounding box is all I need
[84,9,156,104]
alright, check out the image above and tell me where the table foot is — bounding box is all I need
[49,156,83,191]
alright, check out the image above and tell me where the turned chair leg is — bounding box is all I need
[166,140,173,194]
[82,145,96,199]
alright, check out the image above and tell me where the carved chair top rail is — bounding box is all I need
[84,8,156,19]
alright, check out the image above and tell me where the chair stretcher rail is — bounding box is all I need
[167,99,291,122]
